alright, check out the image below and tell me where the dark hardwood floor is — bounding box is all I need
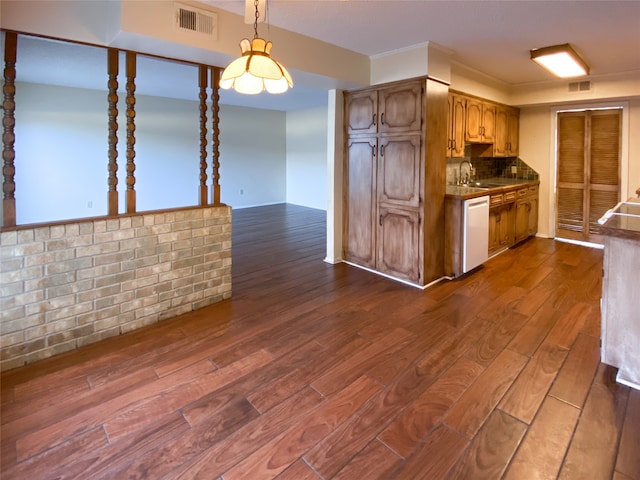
[1,203,638,480]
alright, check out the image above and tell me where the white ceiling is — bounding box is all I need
[7,1,640,111]
[204,0,640,105]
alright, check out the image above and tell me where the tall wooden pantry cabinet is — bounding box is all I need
[343,77,448,286]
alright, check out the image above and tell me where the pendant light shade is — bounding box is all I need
[220,38,293,94]
[220,0,293,95]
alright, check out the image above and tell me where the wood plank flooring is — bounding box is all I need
[1,203,638,480]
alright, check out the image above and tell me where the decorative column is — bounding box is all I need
[107,48,119,216]
[125,52,137,213]
[198,65,209,206]
[2,32,17,227]
[210,67,221,206]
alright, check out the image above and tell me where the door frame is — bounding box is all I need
[548,101,629,240]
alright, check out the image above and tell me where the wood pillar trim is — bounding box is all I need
[2,32,18,228]
[198,65,209,206]
[211,67,222,206]
[125,51,137,214]
[107,48,119,216]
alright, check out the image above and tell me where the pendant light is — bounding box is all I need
[219,0,293,94]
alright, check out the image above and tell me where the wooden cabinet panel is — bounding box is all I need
[465,99,483,143]
[515,198,531,243]
[377,135,421,208]
[507,108,519,155]
[465,98,495,143]
[344,138,377,268]
[378,82,423,134]
[488,207,501,254]
[481,104,496,143]
[489,203,515,256]
[447,94,466,158]
[494,106,520,157]
[377,207,421,282]
[499,203,516,249]
[347,82,422,137]
[494,107,509,157]
[515,185,539,243]
[528,195,539,236]
[346,90,377,136]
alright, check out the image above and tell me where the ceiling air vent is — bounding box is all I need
[568,80,592,93]
[174,3,218,38]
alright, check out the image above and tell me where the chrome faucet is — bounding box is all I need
[458,160,472,185]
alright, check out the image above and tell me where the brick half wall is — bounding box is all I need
[0,206,232,371]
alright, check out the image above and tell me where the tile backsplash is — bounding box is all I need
[446,156,539,185]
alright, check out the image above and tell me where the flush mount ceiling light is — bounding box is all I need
[530,43,590,78]
[219,0,293,94]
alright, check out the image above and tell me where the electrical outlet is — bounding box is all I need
[240,189,244,195]
[87,201,93,208]
[511,166,518,174]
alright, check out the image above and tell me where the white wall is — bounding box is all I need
[519,99,640,238]
[14,83,109,224]
[134,94,202,212]
[285,106,328,210]
[13,81,292,223]
[219,105,287,208]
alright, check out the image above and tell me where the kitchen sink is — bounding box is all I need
[464,181,506,189]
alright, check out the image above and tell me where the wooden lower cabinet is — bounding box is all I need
[447,182,539,276]
[489,202,515,255]
[515,185,539,243]
[377,207,421,282]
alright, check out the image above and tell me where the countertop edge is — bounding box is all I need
[445,180,540,200]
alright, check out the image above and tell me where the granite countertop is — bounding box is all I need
[599,197,640,241]
[445,178,539,199]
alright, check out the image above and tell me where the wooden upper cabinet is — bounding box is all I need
[447,94,466,158]
[346,90,378,136]
[507,108,519,155]
[377,135,421,208]
[465,98,495,143]
[495,106,520,157]
[494,107,509,157]
[377,82,423,134]
[346,82,422,136]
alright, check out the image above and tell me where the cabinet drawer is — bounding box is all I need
[490,194,503,207]
[504,191,517,203]
[528,185,538,195]
[517,188,528,198]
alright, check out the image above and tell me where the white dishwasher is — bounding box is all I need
[462,195,489,273]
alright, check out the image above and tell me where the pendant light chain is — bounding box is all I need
[253,0,260,39]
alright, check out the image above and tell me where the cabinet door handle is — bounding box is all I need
[372,145,377,157]
[380,144,385,157]
[381,113,385,125]
[373,113,377,126]
[379,215,383,226]
[452,139,456,151]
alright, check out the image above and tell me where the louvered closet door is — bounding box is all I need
[556,109,621,243]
